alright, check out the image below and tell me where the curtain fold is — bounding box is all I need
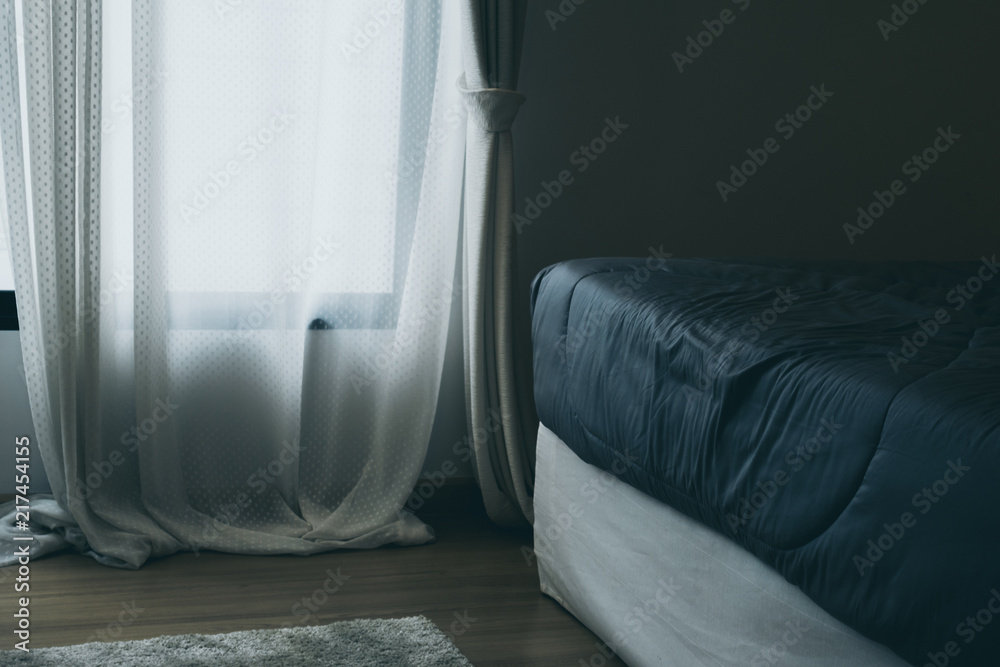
[0,0,132,563]
[458,0,534,525]
[1,0,467,568]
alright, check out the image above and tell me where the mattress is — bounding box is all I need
[530,257,1000,666]
[534,423,911,667]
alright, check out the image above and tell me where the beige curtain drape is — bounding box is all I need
[458,0,535,525]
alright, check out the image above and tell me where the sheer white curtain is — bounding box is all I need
[0,0,466,568]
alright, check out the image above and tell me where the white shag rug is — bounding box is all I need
[0,616,473,666]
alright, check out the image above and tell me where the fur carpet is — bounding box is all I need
[0,616,473,666]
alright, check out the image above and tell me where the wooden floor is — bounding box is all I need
[0,485,626,666]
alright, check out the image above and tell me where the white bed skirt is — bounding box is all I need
[532,423,912,667]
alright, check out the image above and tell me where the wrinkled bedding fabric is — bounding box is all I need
[531,257,1000,666]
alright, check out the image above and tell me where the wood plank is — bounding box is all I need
[1,483,626,666]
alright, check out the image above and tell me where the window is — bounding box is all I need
[0,1,458,335]
[1,181,16,330]
[139,1,446,333]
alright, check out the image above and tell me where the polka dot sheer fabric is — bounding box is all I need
[0,0,466,567]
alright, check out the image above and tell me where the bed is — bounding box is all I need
[529,257,1000,666]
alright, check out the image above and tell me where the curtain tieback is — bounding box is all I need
[457,73,525,133]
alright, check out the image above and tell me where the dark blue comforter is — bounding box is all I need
[531,257,1000,667]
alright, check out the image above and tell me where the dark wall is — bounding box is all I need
[513,0,999,311]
